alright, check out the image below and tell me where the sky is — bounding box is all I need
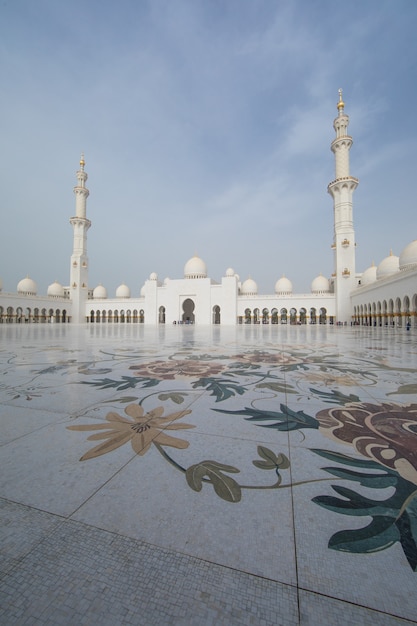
[1,0,416,296]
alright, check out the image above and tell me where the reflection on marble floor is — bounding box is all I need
[1,324,417,623]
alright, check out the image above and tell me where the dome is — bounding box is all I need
[275,275,293,295]
[240,277,258,295]
[116,283,131,298]
[399,240,417,270]
[93,284,107,299]
[140,284,146,297]
[311,274,330,294]
[361,262,377,286]
[0,277,3,292]
[149,272,158,281]
[163,277,170,285]
[17,276,37,295]
[184,255,207,279]
[225,267,235,277]
[47,280,64,297]
[376,251,399,279]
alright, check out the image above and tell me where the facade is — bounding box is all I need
[1,93,416,326]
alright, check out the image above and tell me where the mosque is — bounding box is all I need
[1,92,416,327]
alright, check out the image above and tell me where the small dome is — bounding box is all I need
[184,255,207,279]
[311,274,330,294]
[17,276,37,295]
[140,284,146,297]
[149,272,158,281]
[163,277,170,285]
[47,280,64,297]
[377,251,399,279]
[93,284,107,299]
[240,277,258,295]
[399,240,417,270]
[225,267,235,277]
[116,283,131,298]
[275,275,293,294]
[361,262,377,286]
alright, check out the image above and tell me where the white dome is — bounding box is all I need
[240,277,258,295]
[184,255,207,279]
[93,284,107,299]
[225,267,235,277]
[149,272,158,281]
[377,251,399,279]
[361,263,377,286]
[163,277,170,285]
[399,240,417,270]
[140,284,146,297]
[17,276,37,295]
[311,274,330,294]
[275,275,293,294]
[116,283,131,298]
[47,281,64,297]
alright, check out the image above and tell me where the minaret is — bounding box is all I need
[69,154,91,323]
[327,90,358,324]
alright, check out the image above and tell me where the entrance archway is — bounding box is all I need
[182,299,195,324]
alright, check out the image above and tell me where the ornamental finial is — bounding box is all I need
[80,153,85,169]
[337,88,345,112]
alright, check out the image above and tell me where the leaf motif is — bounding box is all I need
[257,445,279,464]
[253,459,276,469]
[309,388,361,405]
[185,461,241,502]
[158,392,187,404]
[396,507,417,571]
[387,384,417,396]
[193,378,246,402]
[255,382,298,394]
[322,466,398,489]
[212,405,319,431]
[102,396,139,404]
[328,516,399,553]
[310,448,389,471]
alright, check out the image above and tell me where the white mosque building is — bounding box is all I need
[1,92,416,327]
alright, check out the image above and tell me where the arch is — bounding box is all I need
[253,308,260,324]
[244,308,251,324]
[213,305,221,324]
[182,299,195,324]
[280,308,287,324]
[7,306,14,323]
[139,309,145,324]
[133,310,138,323]
[90,310,95,323]
[108,310,113,323]
[102,310,106,323]
[114,310,119,323]
[120,310,125,323]
[310,307,316,324]
[299,308,307,325]
[159,306,166,324]
[126,309,132,323]
[290,308,297,325]
[16,307,24,323]
[262,308,269,324]
[271,308,278,324]
[395,298,402,327]
[319,307,327,324]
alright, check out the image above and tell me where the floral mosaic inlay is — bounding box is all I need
[11,338,413,572]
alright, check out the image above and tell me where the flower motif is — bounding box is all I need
[129,359,226,380]
[67,404,194,461]
[316,402,417,485]
[301,371,358,386]
[232,351,302,366]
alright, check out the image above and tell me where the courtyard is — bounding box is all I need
[1,323,416,625]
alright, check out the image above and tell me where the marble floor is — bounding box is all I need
[0,323,416,625]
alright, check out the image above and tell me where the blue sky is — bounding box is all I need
[1,0,416,295]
